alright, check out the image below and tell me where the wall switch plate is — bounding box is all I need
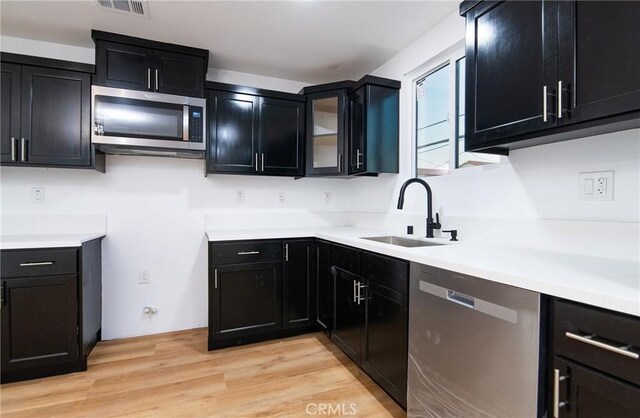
[579,171,614,201]
[138,269,151,284]
[235,190,245,204]
[278,192,286,205]
[31,187,45,204]
[324,192,333,204]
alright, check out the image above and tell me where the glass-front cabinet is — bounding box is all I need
[305,89,347,176]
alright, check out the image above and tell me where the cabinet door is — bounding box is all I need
[259,97,304,176]
[553,357,640,418]
[154,50,204,97]
[464,1,558,149]
[558,1,640,125]
[209,262,282,340]
[348,86,366,174]
[1,63,20,164]
[95,41,154,91]
[331,267,364,364]
[21,66,91,166]
[363,282,408,408]
[282,239,314,329]
[306,90,347,176]
[207,90,259,174]
[315,240,332,334]
[1,275,79,372]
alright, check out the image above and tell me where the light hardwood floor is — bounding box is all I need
[1,329,406,417]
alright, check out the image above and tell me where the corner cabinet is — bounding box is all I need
[92,30,208,98]
[282,239,315,328]
[1,239,103,383]
[206,83,305,177]
[0,54,102,170]
[461,0,640,153]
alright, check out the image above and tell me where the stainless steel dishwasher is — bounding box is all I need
[408,263,545,418]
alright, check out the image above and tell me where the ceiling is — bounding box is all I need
[0,1,457,84]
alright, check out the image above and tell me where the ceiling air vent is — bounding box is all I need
[95,0,149,18]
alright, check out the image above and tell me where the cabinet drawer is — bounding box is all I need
[1,249,78,278]
[553,299,640,386]
[331,243,361,275]
[362,252,408,294]
[210,240,282,265]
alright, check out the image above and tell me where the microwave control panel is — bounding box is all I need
[189,106,204,143]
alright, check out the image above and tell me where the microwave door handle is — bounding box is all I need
[183,105,189,141]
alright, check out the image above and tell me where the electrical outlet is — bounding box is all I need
[579,171,614,201]
[31,187,45,204]
[236,190,245,204]
[143,306,158,314]
[278,192,286,205]
[138,269,151,284]
[324,192,333,204]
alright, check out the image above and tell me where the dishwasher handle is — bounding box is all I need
[446,290,475,309]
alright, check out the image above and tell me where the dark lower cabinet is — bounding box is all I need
[282,239,314,328]
[331,246,408,408]
[331,266,364,363]
[550,299,640,418]
[1,275,79,372]
[0,240,103,383]
[362,281,408,408]
[209,261,282,348]
[315,240,332,334]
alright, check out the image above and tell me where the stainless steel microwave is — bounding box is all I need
[91,86,206,158]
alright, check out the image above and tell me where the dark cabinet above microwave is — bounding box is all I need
[460,0,640,154]
[92,30,209,98]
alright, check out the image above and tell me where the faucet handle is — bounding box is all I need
[432,213,442,230]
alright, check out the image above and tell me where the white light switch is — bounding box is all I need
[579,171,614,201]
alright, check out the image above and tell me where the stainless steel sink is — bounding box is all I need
[360,236,444,248]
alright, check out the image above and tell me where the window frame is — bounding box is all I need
[413,49,497,177]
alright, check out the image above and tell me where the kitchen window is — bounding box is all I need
[416,56,500,177]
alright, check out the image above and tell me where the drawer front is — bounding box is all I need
[210,240,282,265]
[362,251,408,294]
[553,299,640,386]
[331,243,361,275]
[1,249,78,279]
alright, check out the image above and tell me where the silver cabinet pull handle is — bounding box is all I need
[557,81,563,119]
[353,279,357,303]
[237,251,259,255]
[285,244,289,262]
[147,68,151,90]
[155,69,159,91]
[214,269,218,289]
[543,85,548,123]
[356,149,362,169]
[11,137,16,162]
[261,153,265,172]
[357,283,367,304]
[565,332,639,359]
[553,369,568,418]
[21,138,26,162]
[255,153,259,172]
[20,261,54,267]
[338,153,342,172]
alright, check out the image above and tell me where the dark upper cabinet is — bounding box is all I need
[331,266,364,364]
[1,63,20,164]
[207,90,259,174]
[305,88,348,176]
[1,59,92,168]
[463,1,558,149]
[557,1,640,126]
[315,240,332,334]
[206,83,306,177]
[93,30,208,98]
[282,239,315,328]
[95,41,154,92]
[259,97,305,176]
[348,77,400,175]
[461,0,640,152]
[21,66,91,167]
[1,275,79,373]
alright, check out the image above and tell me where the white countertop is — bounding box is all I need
[206,227,640,317]
[0,233,106,250]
